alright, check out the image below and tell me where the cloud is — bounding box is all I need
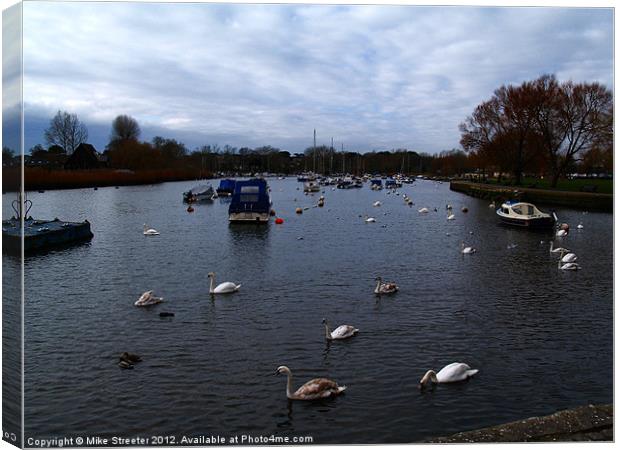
[19,3,613,154]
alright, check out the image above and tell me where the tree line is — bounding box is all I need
[5,73,612,181]
[460,74,612,186]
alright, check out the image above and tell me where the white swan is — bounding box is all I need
[577,223,584,229]
[373,201,382,207]
[418,207,429,213]
[322,319,358,340]
[143,224,159,235]
[135,290,164,306]
[447,213,455,220]
[275,366,346,400]
[374,276,398,294]
[558,258,580,271]
[419,362,479,389]
[549,241,569,254]
[559,250,578,263]
[208,272,241,294]
[364,216,376,223]
[461,241,476,254]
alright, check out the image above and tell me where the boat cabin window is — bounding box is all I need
[525,205,534,215]
[502,207,510,214]
[511,205,523,215]
[240,195,259,202]
[240,186,259,194]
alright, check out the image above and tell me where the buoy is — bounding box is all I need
[187,205,194,213]
[461,206,468,212]
[275,217,284,224]
[560,223,570,231]
[296,207,303,214]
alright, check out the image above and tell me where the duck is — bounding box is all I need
[208,272,241,294]
[419,362,478,389]
[120,352,142,363]
[373,201,382,207]
[489,202,496,208]
[549,241,569,254]
[447,213,455,220]
[461,206,469,213]
[364,216,376,223]
[418,207,429,214]
[143,224,160,236]
[577,223,584,229]
[446,204,453,210]
[461,241,476,254]
[559,249,578,263]
[374,276,398,294]
[275,366,346,400]
[322,319,358,340]
[135,290,164,306]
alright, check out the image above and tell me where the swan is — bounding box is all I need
[208,272,241,294]
[143,224,160,236]
[373,201,382,207]
[322,318,358,340]
[556,229,568,237]
[418,207,429,213]
[364,216,376,223]
[558,258,580,271]
[374,276,398,294]
[275,366,346,400]
[559,250,578,263]
[419,362,479,389]
[577,223,584,229]
[135,290,164,306]
[447,213,455,220]
[461,241,476,254]
[549,241,569,254]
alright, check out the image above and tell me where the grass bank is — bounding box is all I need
[450,180,613,212]
[3,167,209,192]
[482,176,612,194]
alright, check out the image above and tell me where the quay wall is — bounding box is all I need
[427,404,613,442]
[450,181,613,212]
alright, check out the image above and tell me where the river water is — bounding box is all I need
[2,178,613,444]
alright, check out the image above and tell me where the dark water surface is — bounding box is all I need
[4,178,613,444]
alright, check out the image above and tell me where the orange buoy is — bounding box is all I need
[187,205,194,213]
[295,207,303,214]
[275,217,284,224]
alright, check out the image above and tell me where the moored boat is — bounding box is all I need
[304,181,321,192]
[496,201,556,229]
[183,183,217,203]
[228,178,271,223]
[216,179,236,196]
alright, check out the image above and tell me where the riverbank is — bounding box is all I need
[3,167,209,192]
[426,404,613,442]
[450,180,613,211]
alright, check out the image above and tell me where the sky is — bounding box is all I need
[2,2,614,155]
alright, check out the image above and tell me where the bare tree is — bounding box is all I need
[110,115,141,142]
[44,110,88,154]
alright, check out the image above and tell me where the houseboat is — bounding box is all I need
[216,179,236,196]
[228,179,271,223]
[496,201,557,229]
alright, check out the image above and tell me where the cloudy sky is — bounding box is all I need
[3,2,614,154]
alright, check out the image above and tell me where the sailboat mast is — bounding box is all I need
[313,129,316,173]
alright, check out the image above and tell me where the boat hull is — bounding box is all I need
[229,212,269,223]
[497,214,556,229]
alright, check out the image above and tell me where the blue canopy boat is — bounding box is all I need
[370,179,383,190]
[228,179,271,223]
[216,179,236,196]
